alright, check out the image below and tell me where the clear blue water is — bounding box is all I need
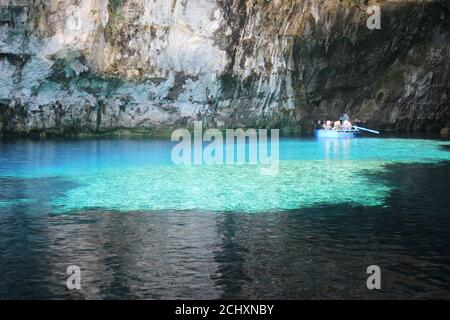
[1,137,449,213]
[0,137,450,299]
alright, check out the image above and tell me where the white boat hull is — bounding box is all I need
[315,129,360,138]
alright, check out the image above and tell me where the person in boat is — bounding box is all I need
[333,120,342,130]
[322,120,332,130]
[342,120,352,130]
[340,112,350,122]
[315,120,323,129]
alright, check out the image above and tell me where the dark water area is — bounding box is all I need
[1,159,449,299]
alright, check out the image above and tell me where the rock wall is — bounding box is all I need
[0,0,449,136]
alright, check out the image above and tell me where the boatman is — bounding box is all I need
[339,112,350,122]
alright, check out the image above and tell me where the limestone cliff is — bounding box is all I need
[0,0,449,136]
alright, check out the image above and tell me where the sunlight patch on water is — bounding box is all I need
[51,160,392,213]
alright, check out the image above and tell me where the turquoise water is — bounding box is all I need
[1,136,450,299]
[0,137,449,213]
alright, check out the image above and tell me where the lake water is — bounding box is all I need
[0,136,449,299]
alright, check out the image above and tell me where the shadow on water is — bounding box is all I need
[0,176,80,299]
[210,161,450,299]
[0,162,449,299]
[0,176,79,203]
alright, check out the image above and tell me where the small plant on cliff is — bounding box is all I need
[110,0,125,11]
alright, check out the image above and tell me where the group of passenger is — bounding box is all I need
[315,112,356,131]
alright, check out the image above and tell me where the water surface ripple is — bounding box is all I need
[0,137,449,299]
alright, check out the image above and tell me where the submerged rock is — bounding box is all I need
[441,126,450,139]
[0,0,449,136]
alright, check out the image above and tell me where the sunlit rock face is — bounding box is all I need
[0,0,449,136]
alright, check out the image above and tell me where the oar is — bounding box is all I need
[353,126,380,134]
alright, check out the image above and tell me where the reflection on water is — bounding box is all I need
[1,138,450,299]
[322,138,352,160]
